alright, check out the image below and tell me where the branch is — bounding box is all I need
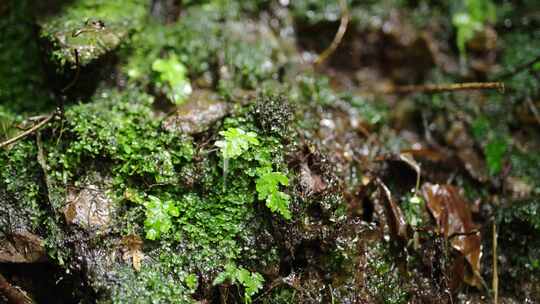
[379,82,505,95]
[314,0,349,66]
[0,114,54,149]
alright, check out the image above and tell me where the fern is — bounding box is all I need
[256,171,291,220]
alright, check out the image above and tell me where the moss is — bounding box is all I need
[19,86,293,301]
[48,88,194,189]
[109,245,197,304]
[496,199,540,300]
[39,0,148,68]
[0,141,45,230]
[0,0,52,114]
[365,242,410,304]
[123,3,282,97]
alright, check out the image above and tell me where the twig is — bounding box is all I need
[492,220,498,304]
[380,82,505,95]
[0,272,34,304]
[0,114,54,149]
[314,0,349,66]
[61,49,80,93]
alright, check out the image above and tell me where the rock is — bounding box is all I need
[162,90,230,135]
[63,184,113,231]
[0,231,46,263]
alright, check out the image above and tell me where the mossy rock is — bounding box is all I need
[38,0,148,68]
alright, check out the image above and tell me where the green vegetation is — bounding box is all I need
[452,0,496,56]
[0,1,51,114]
[213,263,265,304]
[151,54,192,104]
[2,0,540,303]
[39,0,148,68]
[256,171,291,220]
[216,128,260,160]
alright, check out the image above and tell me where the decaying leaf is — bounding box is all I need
[399,152,421,190]
[377,178,408,241]
[421,183,483,288]
[121,235,144,272]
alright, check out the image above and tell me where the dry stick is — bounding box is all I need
[0,114,54,149]
[492,220,498,304]
[314,0,349,66]
[380,82,505,95]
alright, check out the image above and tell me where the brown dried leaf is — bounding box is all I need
[421,183,483,288]
[377,178,408,241]
[399,152,421,190]
[121,235,144,272]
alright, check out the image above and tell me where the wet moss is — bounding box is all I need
[39,0,148,68]
[0,1,52,114]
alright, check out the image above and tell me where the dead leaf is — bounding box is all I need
[421,183,483,288]
[377,178,408,241]
[399,152,421,190]
[121,235,144,272]
[299,163,327,196]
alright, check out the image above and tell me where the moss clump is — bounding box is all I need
[365,243,410,304]
[39,0,148,68]
[124,4,282,95]
[252,93,293,137]
[50,88,194,189]
[110,245,198,304]
[0,141,44,230]
[0,1,52,114]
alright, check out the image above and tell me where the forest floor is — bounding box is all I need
[1,1,540,303]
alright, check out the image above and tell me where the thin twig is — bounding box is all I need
[379,82,505,95]
[0,114,54,149]
[492,220,498,304]
[61,49,80,93]
[314,0,349,66]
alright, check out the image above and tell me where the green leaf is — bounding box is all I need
[184,274,198,291]
[485,137,507,175]
[143,195,179,240]
[212,263,264,304]
[215,128,259,159]
[452,0,496,57]
[152,54,192,104]
[256,171,291,219]
[266,192,291,220]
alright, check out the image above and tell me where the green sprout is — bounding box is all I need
[213,263,264,304]
[143,195,180,240]
[256,170,291,220]
[152,54,192,104]
[215,127,259,160]
[452,0,496,57]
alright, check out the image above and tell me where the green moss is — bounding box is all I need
[124,4,281,95]
[39,0,148,68]
[110,245,197,304]
[49,88,193,188]
[0,141,44,230]
[365,243,410,304]
[0,1,52,114]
